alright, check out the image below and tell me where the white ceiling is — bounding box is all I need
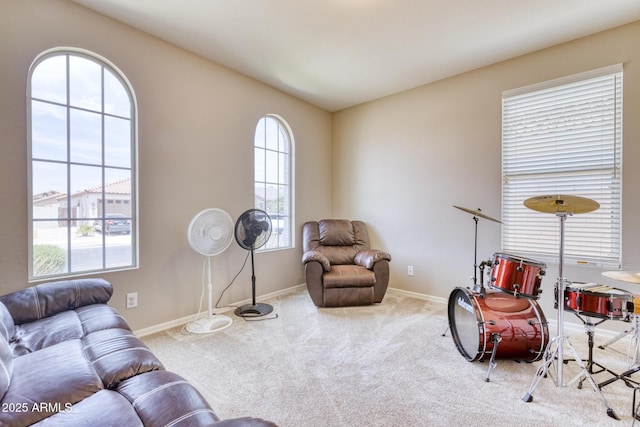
[72,0,640,112]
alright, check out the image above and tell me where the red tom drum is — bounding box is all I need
[560,282,632,320]
[489,253,546,299]
[447,287,549,362]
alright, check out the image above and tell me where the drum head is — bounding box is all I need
[448,288,480,361]
[493,252,546,268]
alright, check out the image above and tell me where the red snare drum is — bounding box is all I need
[560,282,632,320]
[489,253,546,299]
[447,287,549,362]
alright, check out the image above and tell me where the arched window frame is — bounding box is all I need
[254,114,294,250]
[27,47,139,281]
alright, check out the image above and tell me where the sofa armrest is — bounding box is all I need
[354,250,392,270]
[0,278,113,324]
[302,250,330,271]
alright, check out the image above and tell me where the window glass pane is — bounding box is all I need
[105,116,131,168]
[32,161,67,216]
[104,69,130,118]
[70,109,102,164]
[278,125,289,153]
[31,55,67,104]
[70,164,102,196]
[279,152,289,182]
[31,101,67,161]
[104,168,132,217]
[70,235,103,272]
[69,56,102,112]
[255,182,266,211]
[106,234,133,269]
[33,221,69,278]
[255,117,266,148]
[265,150,278,183]
[254,147,265,182]
[265,117,279,151]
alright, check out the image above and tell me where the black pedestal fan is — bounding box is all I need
[234,209,273,317]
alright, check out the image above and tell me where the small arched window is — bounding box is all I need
[28,48,138,280]
[254,115,294,250]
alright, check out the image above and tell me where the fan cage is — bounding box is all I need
[188,208,234,256]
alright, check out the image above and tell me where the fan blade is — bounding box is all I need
[234,209,273,250]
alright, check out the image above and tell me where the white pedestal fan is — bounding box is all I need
[186,208,234,334]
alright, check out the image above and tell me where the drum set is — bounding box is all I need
[447,195,640,421]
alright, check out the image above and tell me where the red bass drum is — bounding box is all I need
[448,287,549,362]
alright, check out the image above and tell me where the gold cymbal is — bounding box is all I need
[523,194,599,215]
[602,271,640,284]
[453,206,502,223]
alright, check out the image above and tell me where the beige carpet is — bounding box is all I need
[142,288,640,426]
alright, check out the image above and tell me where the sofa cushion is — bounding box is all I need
[0,302,15,342]
[323,265,376,288]
[11,310,83,356]
[0,278,112,324]
[0,335,13,402]
[83,328,164,388]
[117,370,220,426]
[31,390,143,427]
[77,304,132,334]
[2,339,103,426]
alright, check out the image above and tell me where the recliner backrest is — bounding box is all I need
[303,219,370,265]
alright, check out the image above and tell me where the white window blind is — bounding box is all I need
[502,64,622,268]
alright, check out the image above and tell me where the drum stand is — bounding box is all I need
[522,211,619,420]
[573,315,619,389]
[597,313,640,390]
[599,313,640,368]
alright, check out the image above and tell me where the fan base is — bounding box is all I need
[234,303,273,317]
[186,315,233,334]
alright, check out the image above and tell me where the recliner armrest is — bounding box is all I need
[354,250,392,269]
[302,251,331,271]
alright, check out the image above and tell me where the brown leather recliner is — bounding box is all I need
[302,219,392,307]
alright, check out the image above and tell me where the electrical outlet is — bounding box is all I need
[126,292,138,309]
[407,266,414,276]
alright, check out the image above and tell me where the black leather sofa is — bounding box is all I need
[0,278,276,426]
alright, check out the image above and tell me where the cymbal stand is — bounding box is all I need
[442,214,485,337]
[522,211,619,420]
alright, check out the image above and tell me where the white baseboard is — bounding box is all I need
[133,283,306,337]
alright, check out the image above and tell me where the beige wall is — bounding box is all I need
[2,1,640,333]
[0,0,333,329]
[333,21,640,328]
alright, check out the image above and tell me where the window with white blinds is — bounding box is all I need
[501,64,622,268]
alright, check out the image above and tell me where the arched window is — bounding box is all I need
[254,115,294,250]
[28,48,138,280]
